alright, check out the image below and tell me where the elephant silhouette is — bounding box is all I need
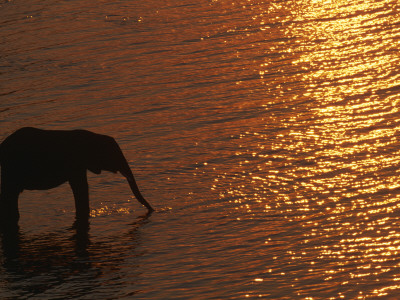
[0,127,154,226]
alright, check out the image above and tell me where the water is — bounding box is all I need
[1,0,400,298]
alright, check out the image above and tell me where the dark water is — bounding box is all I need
[1,0,400,298]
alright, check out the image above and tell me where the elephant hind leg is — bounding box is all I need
[0,189,21,227]
[69,171,90,221]
[0,168,21,226]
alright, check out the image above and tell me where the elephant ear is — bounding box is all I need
[88,164,102,174]
[86,151,102,174]
[82,131,104,174]
[84,132,121,174]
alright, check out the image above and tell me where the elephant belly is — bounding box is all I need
[23,173,68,190]
[21,166,70,190]
[23,177,67,190]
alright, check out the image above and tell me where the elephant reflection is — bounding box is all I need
[0,127,153,226]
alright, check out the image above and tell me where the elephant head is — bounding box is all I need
[82,131,154,212]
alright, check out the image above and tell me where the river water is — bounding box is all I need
[1,0,400,299]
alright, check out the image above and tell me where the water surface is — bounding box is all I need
[1,0,400,298]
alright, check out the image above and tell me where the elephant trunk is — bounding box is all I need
[120,163,154,212]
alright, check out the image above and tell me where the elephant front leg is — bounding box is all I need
[69,171,90,221]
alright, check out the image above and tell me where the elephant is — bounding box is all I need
[0,127,154,226]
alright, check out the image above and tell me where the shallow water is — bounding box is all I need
[1,0,400,298]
